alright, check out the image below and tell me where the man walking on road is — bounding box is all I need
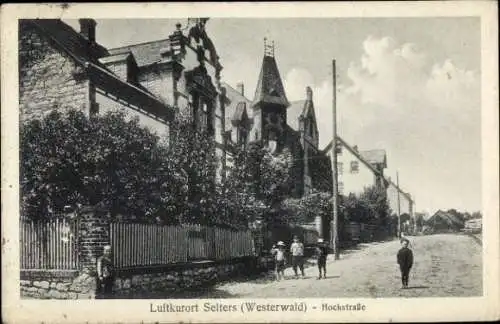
[397,238,414,289]
[290,235,305,278]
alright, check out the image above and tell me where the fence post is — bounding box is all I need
[77,205,110,274]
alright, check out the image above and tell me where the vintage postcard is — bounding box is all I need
[1,1,499,323]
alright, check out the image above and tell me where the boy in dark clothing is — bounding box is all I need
[96,245,115,299]
[397,238,414,289]
[315,238,328,279]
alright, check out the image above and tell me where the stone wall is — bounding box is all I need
[21,258,265,299]
[20,270,96,299]
[113,260,255,298]
[19,22,90,122]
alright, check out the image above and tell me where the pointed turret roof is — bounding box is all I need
[287,87,318,131]
[231,102,249,124]
[253,54,289,108]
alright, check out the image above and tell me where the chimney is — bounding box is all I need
[79,19,97,43]
[306,86,313,101]
[353,145,358,152]
[236,82,244,96]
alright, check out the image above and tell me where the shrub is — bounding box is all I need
[20,109,187,223]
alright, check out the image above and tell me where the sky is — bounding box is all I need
[64,17,482,215]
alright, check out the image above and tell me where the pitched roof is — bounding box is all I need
[253,55,289,107]
[23,19,174,123]
[108,39,171,67]
[24,19,109,66]
[287,100,306,131]
[232,102,249,123]
[322,137,413,200]
[359,149,387,167]
[428,210,464,227]
[222,82,252,131]
[287,91,317,132]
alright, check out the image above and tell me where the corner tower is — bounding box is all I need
[250,39,289,153]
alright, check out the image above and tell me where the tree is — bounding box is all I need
[20,109,188,224]
[282,191,332,225]
[220,141,293,227]
[359,185,391,224]
[415,212,425,232]
[165,110,222,226]
[471,211,482,219]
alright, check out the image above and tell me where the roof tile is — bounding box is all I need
[108,39,171,67]
[253,55,289,107]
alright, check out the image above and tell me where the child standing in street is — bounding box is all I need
[271,241,286,281]
[397,238,414,289]
[315,238,328,279]
[290,235,305,278]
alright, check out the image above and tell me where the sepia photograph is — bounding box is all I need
[2,2,499,323]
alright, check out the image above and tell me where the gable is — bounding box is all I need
[22,19,109,67]
[222,82,252,131]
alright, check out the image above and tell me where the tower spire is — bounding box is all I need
[264,37,275,57]
[253,38,288,107]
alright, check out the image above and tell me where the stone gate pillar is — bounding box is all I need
[78,205,110,273]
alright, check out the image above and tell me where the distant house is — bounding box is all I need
[324,137,388,196]
[464,218,482,233]
[323,136,413,218]
[426,210,465,233]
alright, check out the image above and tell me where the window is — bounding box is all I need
[199,102,208,130]
[239,128,247,146]
[308,122,314,137]
[192,94,214,135]
[335,142,342,155]
[350,161,359,174]
[338,181,344,194]
[338,162,343,175]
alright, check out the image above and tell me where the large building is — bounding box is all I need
[19,19,175,134]
[221,42,332,197]
[19,18,332,200]
[19,18,411,221]
[19,18,227,167]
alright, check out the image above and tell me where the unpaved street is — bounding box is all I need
[210,233,482,298]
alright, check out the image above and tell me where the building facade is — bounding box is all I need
[328,137,388,196]
[19,19,227,163]
[19,19,175,134]
[324,136,413,218]
[20,18,413,223]
[221,42,332,197]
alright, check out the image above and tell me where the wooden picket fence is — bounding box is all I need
[20,218,79,270]
[110,223,254,269]
[345,222,361,242]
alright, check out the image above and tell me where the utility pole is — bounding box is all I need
[330,60,340,260]
[397,171,401,238]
